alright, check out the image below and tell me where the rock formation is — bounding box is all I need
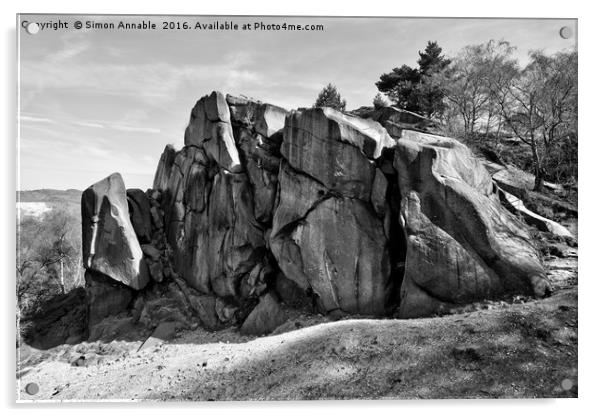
[79,91,554,337]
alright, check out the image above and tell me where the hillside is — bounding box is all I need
[17,189,82,204]
[17,189,82,219]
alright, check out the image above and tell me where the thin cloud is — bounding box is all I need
[47,40,90,63]
[74,121,105,128]
[110,125,161,134]
[72,120,161,134]
[19,115,57,124]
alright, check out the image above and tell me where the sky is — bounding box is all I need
[17,15,577,191]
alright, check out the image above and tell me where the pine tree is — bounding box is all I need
[376,41,450,118]
[373,93,388,108]
[314,83,347,111]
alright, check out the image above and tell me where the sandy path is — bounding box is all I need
[17,287,577,401]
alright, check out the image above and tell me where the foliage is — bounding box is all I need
[426,40,577,188]
[496,49,578,189]
[373,93,388,109]
[433,40,518,139]
[376,41,450,118]
[314,83,347,111]
[17,208,83,317]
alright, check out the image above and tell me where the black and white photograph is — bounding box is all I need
[13,7,582,404]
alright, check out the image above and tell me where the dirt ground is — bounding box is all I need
[16,274,577,401]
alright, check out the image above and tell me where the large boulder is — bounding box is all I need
[393,131,551,318]
[270,108,395,315]
[81,173,150,290]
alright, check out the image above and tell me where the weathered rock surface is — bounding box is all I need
[240,292,287,335]
[153,145,176,192]
[393,131,551,318]
[498,188,574,238]
[281,107,394,200]
[184,91,242,173]
[85,270,133,326]
[275,272,312,309]
[270,108,395,315]
[81,173,150,290]
[152,94,288,304]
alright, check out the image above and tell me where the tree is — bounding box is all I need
[415,41,451,118]
[17,209,82,315]
[434,40,518,139]
[376,41,450,118]
[375,65,421,112]
[496,50,577,190]
[373,93,388,108]
[314,83,347,111]
[36,211,78,294]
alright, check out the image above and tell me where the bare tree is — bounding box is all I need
[17,209,81,315]
[496,50,577,190]
[434,40,518,140]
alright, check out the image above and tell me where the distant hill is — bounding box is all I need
[17,189,82,205]
[17,189,82,220]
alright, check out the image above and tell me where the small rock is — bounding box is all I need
[240,292,287,336]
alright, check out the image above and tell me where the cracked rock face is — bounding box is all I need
[152,93,285,301]
[270,108,395,315]
[82,91,552,330]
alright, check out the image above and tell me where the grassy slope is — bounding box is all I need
[17,287,577,401]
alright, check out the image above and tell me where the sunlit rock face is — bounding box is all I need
[81,172,150,291]
[83,91,552,333]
